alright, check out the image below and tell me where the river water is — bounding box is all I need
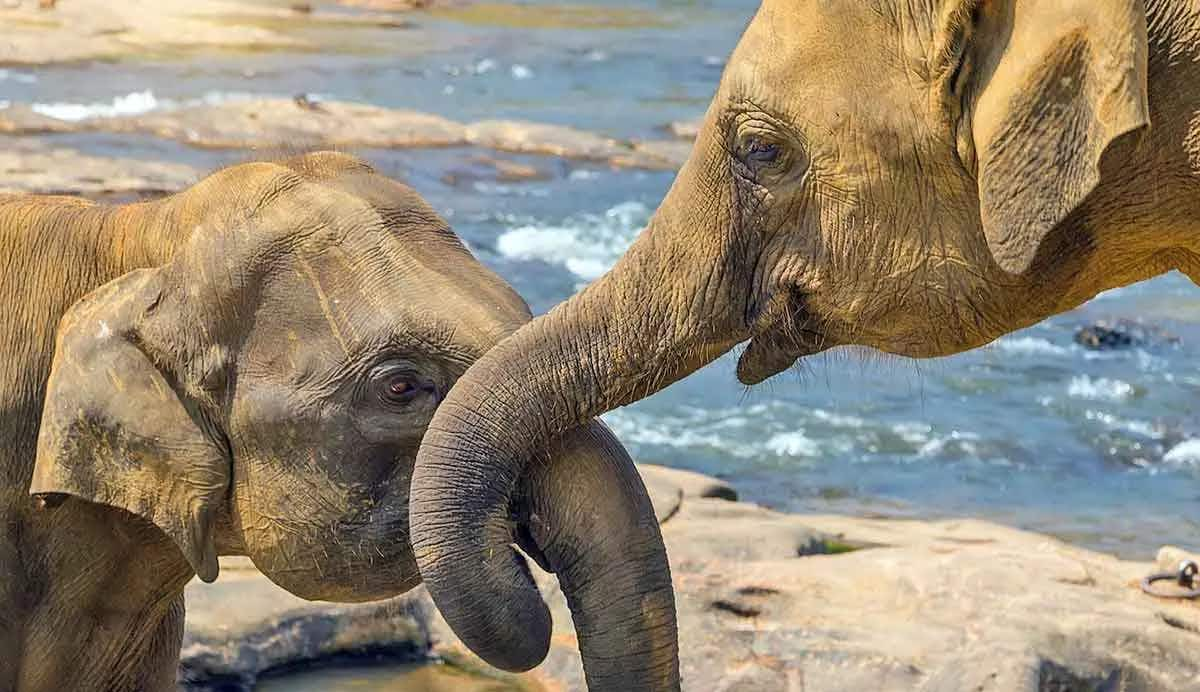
[6,0,1200,685]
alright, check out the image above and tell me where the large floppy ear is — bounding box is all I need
[944,0,1149,274]
[31,268,230,583]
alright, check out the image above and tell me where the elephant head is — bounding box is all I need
[27,153,675,686]
[412,0,1175,676]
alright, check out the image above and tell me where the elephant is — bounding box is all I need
[0,151,677,692]
[409,0,1200,678]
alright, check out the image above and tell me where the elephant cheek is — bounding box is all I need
[246,489,419,601]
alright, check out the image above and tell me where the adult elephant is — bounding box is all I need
[412,0,1200,679]
[0,152,675,692]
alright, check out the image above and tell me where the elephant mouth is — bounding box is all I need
[737,291,829,385]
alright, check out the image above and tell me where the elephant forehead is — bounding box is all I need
[730,0,927,116]
[235,265,514,388]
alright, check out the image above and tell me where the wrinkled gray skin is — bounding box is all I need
[411,0,1200,680]
[0,152,675,692]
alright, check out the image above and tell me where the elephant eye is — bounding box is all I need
[369,363,436,407]
[735,133,785,175]
[744,138,779,163]
[386,377,413,398]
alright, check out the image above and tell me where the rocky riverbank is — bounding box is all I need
[0,0,430,66]
[0,96,692,197]
[0,97,689,167]
[180,464,1200,691]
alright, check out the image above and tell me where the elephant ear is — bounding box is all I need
[31,268,230,583]
[955,0,1149,274]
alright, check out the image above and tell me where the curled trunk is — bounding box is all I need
[526,423,679,689]
[411,111,742,688]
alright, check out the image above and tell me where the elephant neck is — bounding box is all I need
[17,498,194,692]
[100,195,202,277]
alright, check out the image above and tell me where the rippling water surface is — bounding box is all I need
[9,0,1198,565]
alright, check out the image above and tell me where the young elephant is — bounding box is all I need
[0,152,677,692]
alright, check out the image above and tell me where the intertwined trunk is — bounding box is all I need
[411,110,743,689]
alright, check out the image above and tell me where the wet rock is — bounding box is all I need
[441,155,550,187]
[108,98,469,150]
[1073,319,1180,351]
[184,465,1200,691]
[0,104,78,135]
[663,118,702,140]
[4,98,691,170]
[1074,324,1138,350]
[465,120,631,162]
[623,138,693,169]
[180,557,435,690]
[462,120,683,170]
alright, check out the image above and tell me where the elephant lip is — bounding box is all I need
[736,331,825,385]
[737,292,828,385]
[736,337,800,385]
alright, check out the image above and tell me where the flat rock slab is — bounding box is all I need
[181,557,435,689]
[181,465,1200,691]
[0,138,199,196]
[0,98,691,170]
[108,99,470,150]
[0,0,421,66]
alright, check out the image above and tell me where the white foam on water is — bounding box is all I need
[510,64,534,80]
[917,430,981,458]
[1083,409,1161,438]
[1079,349,1168,374]
[811,409,867,428]
[1163,439,1200,466]
[28,89,257,122]
[992,336,1071,357]
[495,201,649,280]
[1067,375,1135,402]
[891,421,933,445]
[33,90,163,121]
[603,410,754,458]
[764,431,821,457]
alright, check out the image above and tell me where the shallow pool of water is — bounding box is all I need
[256,661,532,692]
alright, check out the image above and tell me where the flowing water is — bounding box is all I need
[6,0,1200,685]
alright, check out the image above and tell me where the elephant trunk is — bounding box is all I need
[411,109,740,685]
[522,422,678,688]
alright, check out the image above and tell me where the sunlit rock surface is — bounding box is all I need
[180,464,1200,691]
[0,98,691,170]
[0,138,199,196]
[0,0,421,65]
